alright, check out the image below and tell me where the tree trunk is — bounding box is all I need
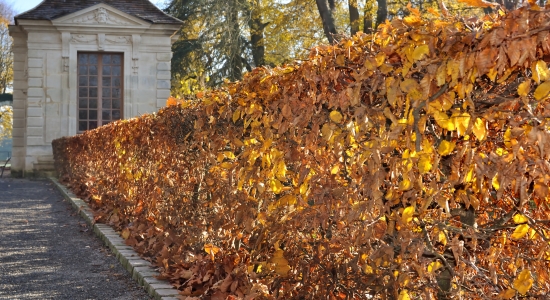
[349,0,360,36]
[315,0,338,44]
[363,1,373,34]
[375,0,387,28]
[227,1,242,81]
[247,0,265,67]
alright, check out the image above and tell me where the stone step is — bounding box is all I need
[37,155,54,163]
[33,161,55,171]
[32,170,57,178]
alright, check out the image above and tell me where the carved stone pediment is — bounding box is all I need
[70,8,133,25]
[52,4,149,28]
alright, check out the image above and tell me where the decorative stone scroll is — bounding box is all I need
[70,34,96,44]
[71,7,131,25]
[105,36,131,45]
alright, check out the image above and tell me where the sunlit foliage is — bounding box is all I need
[56,4,550,299]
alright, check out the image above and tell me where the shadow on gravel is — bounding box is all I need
[0,178,152,300]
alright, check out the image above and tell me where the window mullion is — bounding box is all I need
[98,55,103,126]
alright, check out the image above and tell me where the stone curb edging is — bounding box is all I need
[49,177,180,300]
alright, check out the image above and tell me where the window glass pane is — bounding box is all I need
[112,66,121,76]
[112,99,121,109]
[79,121,87,131]
[112,110,121,120]
[112,55,121,65]
[77,53,123,132]
[78,76,88,86]
[102,88,111,98]
[102,110,111,120]
[102,77,111,87]
[79,110,87,120]
[113,88,121,98]
[78,65,87,75]
[89,65,98,75]
[79,98,87,109]
[78,54,88,64]
[102,98,111,109]
[89,76,98,86]
[103,66,111,76]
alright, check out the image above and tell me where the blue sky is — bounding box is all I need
[6,0,168,15]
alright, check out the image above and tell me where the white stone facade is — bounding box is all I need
[9,3,180,176]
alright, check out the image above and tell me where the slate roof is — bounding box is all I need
[15,0,182,25]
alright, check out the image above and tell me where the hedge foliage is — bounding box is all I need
[54,7,550,299]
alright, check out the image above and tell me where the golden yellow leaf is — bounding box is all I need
[503,128,513,148]
[517,80,531,97]
[400,78,419,93]
[220,162,233,169]
[270,179,283,194]
[498,289,516,299]
[439,231,447,246]
[492,174,500,191]
[533,60,550,84]
[465,166,475,183]
[513,269,534,295]
[330,165,340,175]
[438,140,456,156]
[412,45,429,62]
[402,206,415,224]
[269,249,291,276]
[204,243,220,256]
[403,15,423,26]
[321,123,333,141]
[330,110,343,123]
[513,214,528,224]
[451,111,471,136]
[275,160,287,181]
[495,148,507,156]
[534,81,550,101]
[472,118,487,141]
[232,109,241,123]
[399,178,413,191]
[398,289,411,300]
[427,260,442,273]
[269,194,298,211]
[511,224,529,240]
[418,154,432,174]
[434,111,455,131]
[436,64,447,86]
[299,182,308,195]
[375,52,386,66]
[336,54,346,66]
[363,264,374,274]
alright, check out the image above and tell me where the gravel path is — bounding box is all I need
[0,177,152,300]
